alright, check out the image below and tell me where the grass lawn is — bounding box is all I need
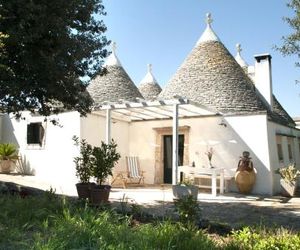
[0,192,300,250]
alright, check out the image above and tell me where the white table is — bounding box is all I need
[194,168,224,196]
[178,166,225,196]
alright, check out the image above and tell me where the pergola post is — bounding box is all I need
[172,103,179,185]
[106,109,111,144]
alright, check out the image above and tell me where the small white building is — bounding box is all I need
[1,14,299,195]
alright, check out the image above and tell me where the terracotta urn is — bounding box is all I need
[234,151,256,194]
[235,170,256,194]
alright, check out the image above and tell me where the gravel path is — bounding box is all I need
[199,198,300,230]
[112,191,300,231]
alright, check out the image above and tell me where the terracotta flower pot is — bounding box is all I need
[235,170,256,194]
[0,160,16,173]
[75,182,96,199]
[90,185,111,205]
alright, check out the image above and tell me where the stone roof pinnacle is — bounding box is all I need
[140,63,157,84]
[197,13,220,44]
[139,64,162,99]
[104,41,122,67]
[235,43,248,68]
[206,12,213,26]
[147,63,152,73]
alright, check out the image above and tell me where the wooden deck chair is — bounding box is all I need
[111,156,145,188]
[124,156,145,188]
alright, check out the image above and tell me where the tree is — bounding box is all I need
[0,32,7,51]
[277,0,300,78]
[0,0,110,117]
[0,32,9,73]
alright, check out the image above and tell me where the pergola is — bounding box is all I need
[93,97,218,185]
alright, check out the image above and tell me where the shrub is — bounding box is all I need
[174,195,202,225]
[73,136,121,185]
[73,136,93,183]
[91,140,121,185]
[229,226,300,250]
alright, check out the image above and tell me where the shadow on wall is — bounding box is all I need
[189,117,270,195]
[2,114,19,146]
[15,154,35,176]
[216,119,270,195]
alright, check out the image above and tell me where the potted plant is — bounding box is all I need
[0,143,19,173]
[73,136,95,199]
[172,178,199,200]
[276,164,300,197]
[90,140,121,205]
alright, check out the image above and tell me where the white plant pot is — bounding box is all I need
[280,178,297,197]
[172,184,198,200]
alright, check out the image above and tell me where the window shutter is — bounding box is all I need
[39,124,45,145]
[27,124,33,144]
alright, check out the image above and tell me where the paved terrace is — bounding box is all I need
[1,173,300,230]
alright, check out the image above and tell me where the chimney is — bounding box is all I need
[254,54,273,110]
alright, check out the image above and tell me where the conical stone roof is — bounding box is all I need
[138,64,162,100]
[159,14,269,115]
[270,95,295,126]
[88,42,143,105]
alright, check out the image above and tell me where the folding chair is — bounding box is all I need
[111,156,145,188]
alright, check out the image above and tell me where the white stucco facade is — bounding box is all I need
[80,113,130,173]
[126,114,278,195]
[1,111,81,194]
[267,121,300,193]
[1,108,300,196]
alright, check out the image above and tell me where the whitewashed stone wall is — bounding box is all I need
[1,111,81,194]
[128,114,278,195]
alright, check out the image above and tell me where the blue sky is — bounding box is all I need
[102,0,299,117]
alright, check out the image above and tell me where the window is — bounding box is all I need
[288,144,293,160]
[276,136,283,161]
[287,137,294,161]
[277,143,283,161]
[27,123,44,145]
